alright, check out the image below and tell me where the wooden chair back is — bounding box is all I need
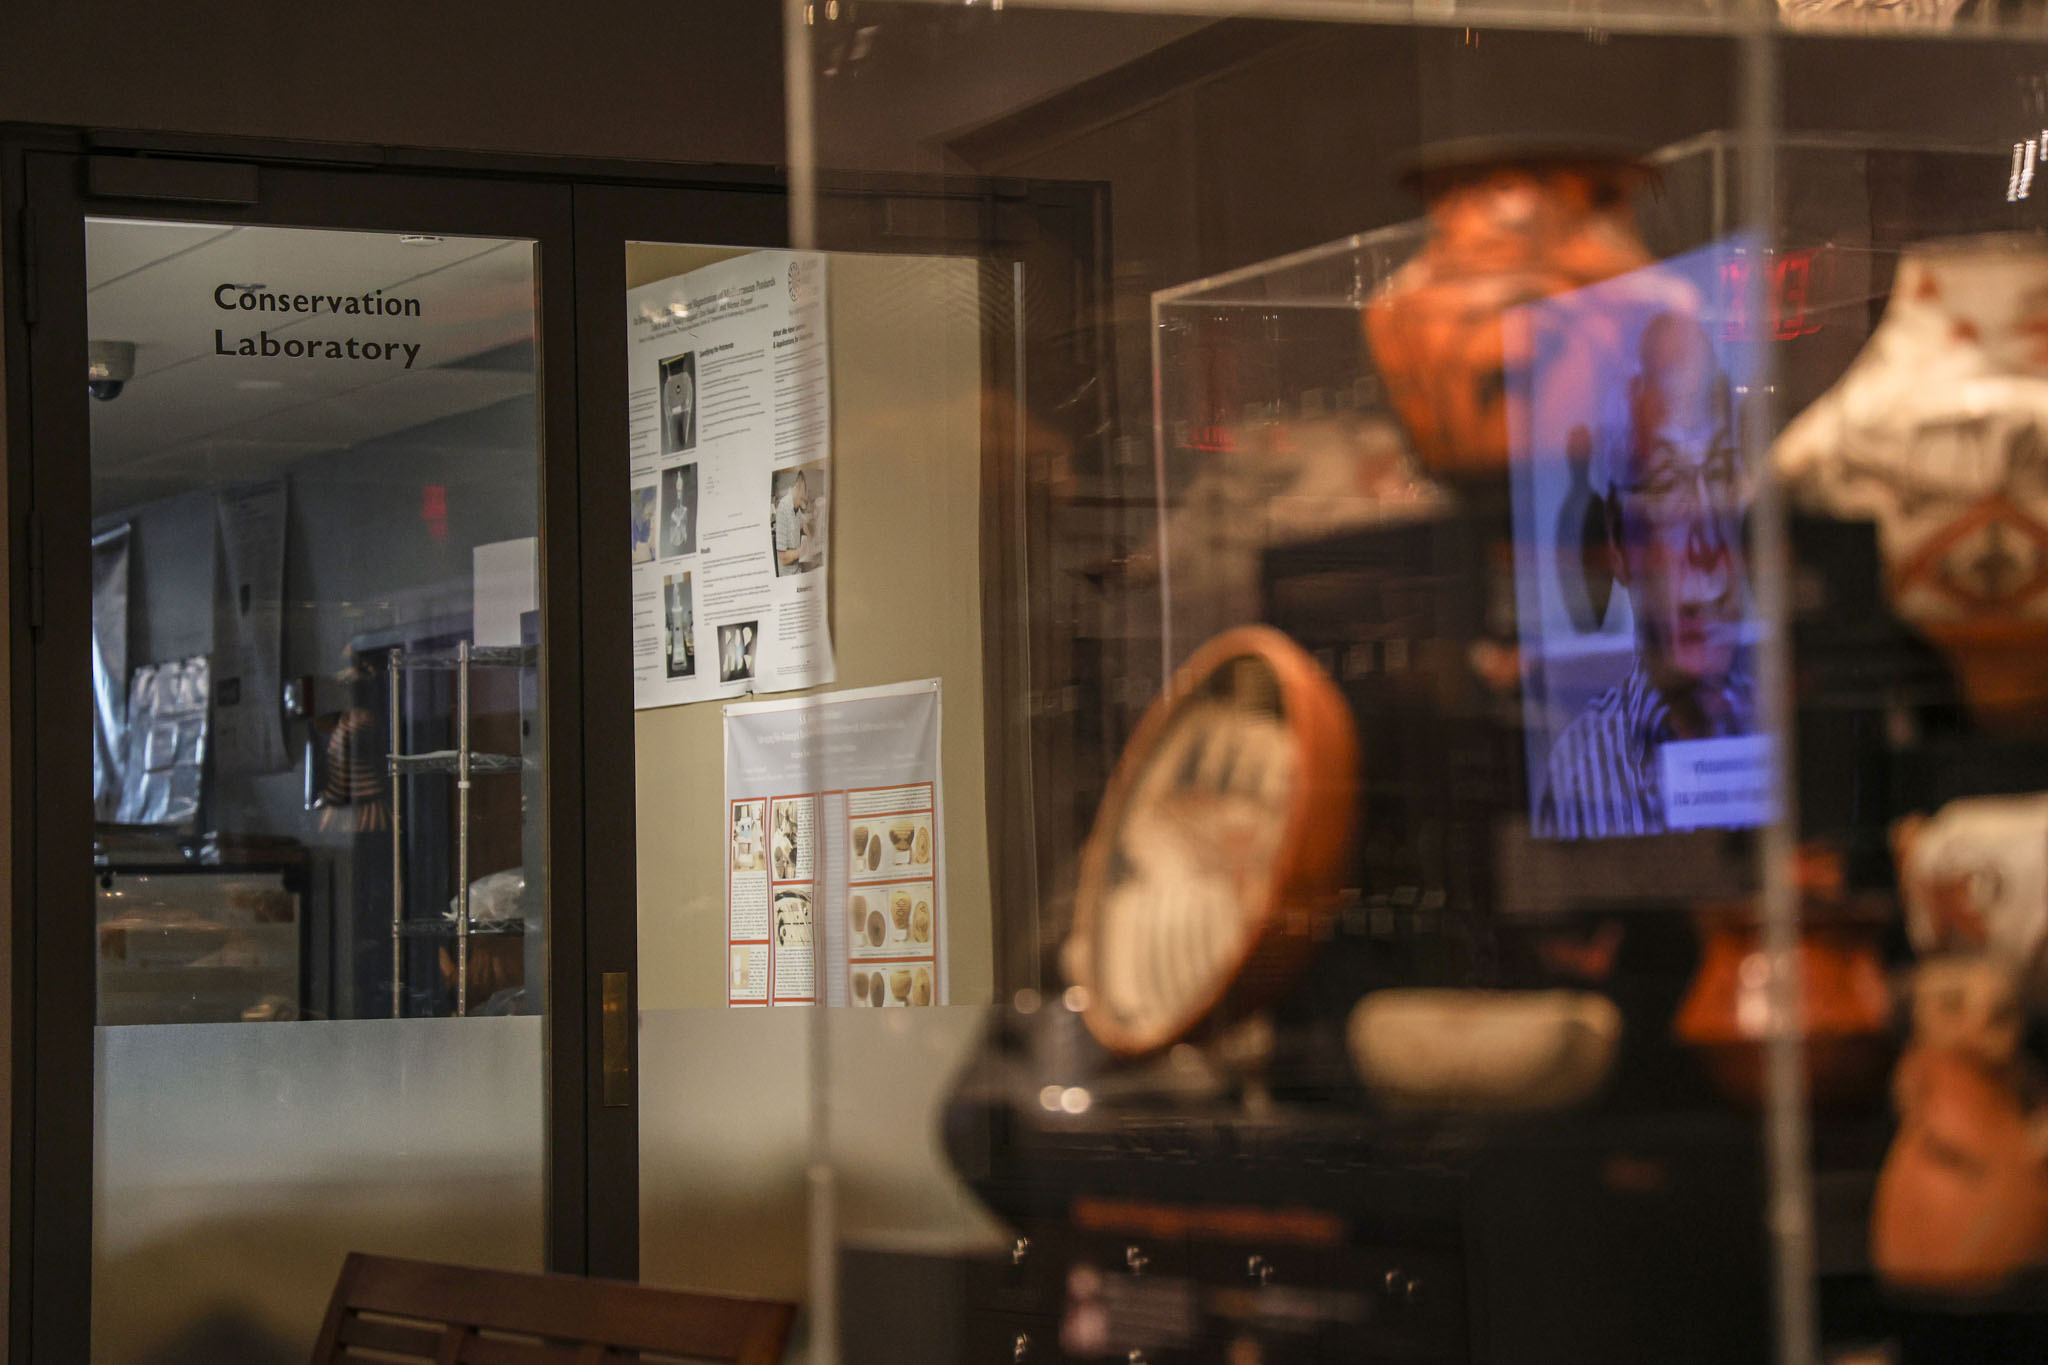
[309,1253,796,1365]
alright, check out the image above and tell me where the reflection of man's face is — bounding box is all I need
[1611,314,1745,692]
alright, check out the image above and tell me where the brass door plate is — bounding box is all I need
[602,971,631,1108]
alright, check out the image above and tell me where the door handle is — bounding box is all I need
[601,971,632,1108]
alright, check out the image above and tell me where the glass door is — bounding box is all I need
[16,155,608,1362]
[569,167,1106,1355]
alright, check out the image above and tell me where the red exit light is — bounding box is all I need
[1719,248,1826,342]
[421,484,448,542]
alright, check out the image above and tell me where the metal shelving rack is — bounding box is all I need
[386,640,536,1016]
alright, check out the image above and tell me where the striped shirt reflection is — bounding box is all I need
[1536,660,1755,840]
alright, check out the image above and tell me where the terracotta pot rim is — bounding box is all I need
[1069,626,1357,1059]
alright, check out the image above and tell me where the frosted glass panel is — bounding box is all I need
[638,1008,810,1302]
[822,1006,1004,1250]
[632,1007,999,1331]
[94,1018,543,1364]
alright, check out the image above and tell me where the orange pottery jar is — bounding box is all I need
[1871,1048,2048,1294]
[1364,140,1655,476]
[1672,849,1895,1111]
[1674,916,1894,1111]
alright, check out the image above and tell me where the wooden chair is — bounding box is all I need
[309,1253,797,1364]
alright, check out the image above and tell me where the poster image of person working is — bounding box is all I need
[771,465,824,577]
[1538,312,1756,839]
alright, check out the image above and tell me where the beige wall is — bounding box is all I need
[635,249,1006,1305]
[633,249,994,1012]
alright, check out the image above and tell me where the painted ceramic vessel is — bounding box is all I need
[1364,144,1654,476]
[1869,958,2048,1293]
[1896,793,2048,1006]
[1872,1047,2048,1293]
[1672,849,1894,1110]
[1673,913,1895,1111]
[1065,627,1356,1058]
[1347,989,1621,1114]
[1777,234,2048,731]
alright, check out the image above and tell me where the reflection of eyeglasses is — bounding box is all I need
[1622,447,1742,515]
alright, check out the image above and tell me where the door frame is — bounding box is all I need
[0,141,791,1363]
[565,181,790,1277]
[0,126,1112,1362]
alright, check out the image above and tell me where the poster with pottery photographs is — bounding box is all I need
[626,250,835,710]
[724,679,944,1008]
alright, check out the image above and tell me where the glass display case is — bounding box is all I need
[792,3,2048,1362]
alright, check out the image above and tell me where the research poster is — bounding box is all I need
[629,250,834,709]
[724,680,944,1009]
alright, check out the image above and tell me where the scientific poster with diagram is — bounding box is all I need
[723,680,944,1008]
[628,250,834,709]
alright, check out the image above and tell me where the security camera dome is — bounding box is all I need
[88,340,137,402]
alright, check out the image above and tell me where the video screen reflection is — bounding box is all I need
[1510,238,1772,840]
